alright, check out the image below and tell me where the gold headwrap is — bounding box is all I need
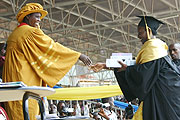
[16,3,48,23]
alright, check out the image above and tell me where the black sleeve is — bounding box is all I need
[114,69,136,101]
[114,59,160,101]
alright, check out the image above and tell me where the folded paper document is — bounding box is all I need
[0,82,27,88]
[106,53,136,67]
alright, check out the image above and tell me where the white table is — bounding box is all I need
[0,86,55,120]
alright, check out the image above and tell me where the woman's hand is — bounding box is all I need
[90,63,106,72]
[79,54,92,66]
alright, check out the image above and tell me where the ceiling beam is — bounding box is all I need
[159,0,176,9]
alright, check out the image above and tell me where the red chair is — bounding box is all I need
[0,106,9,120]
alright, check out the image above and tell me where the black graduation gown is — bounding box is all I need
[114,56,180,120]
[173,59,180,69]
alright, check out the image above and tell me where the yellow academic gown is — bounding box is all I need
[132,38,168,120]
[2,24,81,120]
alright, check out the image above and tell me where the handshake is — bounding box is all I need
[90,53,136,72]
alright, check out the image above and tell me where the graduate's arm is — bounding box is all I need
[122,59,160,100]
[91,60,128,72]
[90,63,116,72]
[114,60,159,101]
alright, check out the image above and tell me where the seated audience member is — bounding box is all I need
[57,101,66,117]
[0,43,6,80]
[169,43,180,67]
[84,101,90,117]
[98,98,117,120]
[124,104,134,119]
[0,43,7,119]
[93,112,101,120]
[49,104,57,114]
[72,101,81,116]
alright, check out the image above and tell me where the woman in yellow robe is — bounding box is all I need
[3,3,92,120]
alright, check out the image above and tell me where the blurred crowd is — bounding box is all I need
[46,95,139,120]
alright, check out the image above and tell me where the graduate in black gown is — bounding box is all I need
[91,16,180,120]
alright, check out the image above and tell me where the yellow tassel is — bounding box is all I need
[143,16,150,40]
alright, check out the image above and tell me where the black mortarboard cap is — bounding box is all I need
[137,16,164,35]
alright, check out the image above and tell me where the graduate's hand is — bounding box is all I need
[79,54,92,66]
[117,61,127,72]
[90,63,106,72]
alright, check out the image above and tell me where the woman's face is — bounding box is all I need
[27,13,41,27]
